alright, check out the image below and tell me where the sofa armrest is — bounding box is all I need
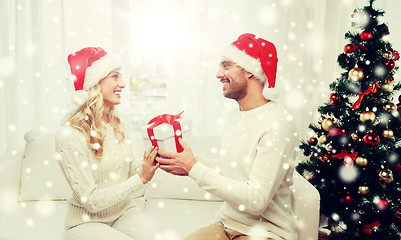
[0,151,24,213]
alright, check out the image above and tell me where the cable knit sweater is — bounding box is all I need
[189,102,299,240]
[55,123,145,230]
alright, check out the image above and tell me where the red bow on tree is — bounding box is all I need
[147,111,185,153]
[362,221,380,234]
[331,150,358,166]
[351,83,379,110]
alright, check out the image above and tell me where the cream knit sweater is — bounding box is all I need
[55,124,145,230]
[189,102,299,240]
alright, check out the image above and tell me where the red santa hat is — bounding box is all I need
[67,47,120,106]
[222,33,279,101]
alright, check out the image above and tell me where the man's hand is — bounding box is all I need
[156,138,197,176]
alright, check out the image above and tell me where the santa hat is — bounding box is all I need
[67,47,120,106]
[222,33,279,101]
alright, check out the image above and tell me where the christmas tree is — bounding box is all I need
[297,0,401,239]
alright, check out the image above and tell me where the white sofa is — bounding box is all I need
[0,130,320,240]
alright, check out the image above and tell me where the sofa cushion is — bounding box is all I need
[19,130,71,201]
[0,200,67,240]
[144,198,223,239]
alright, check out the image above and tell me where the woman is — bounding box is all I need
[55,47,159,240]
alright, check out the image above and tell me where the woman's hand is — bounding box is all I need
[139,146,160,184]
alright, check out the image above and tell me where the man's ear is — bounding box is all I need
[244,71,254,80]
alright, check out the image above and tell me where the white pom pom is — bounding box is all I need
[263,86,279,101]
[70,90,88,107]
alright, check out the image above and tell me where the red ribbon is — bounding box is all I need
[147,111,184,153]
[332,150,358,166]
[362,221,380,234]
[331,150,358,160]
[351,86,373,110]
[351,83,380,110]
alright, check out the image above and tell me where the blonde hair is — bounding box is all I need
[62,83,125,159]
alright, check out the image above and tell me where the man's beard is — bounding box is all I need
[223,71,248,101]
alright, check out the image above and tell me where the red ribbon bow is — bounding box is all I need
[351,83,380,110]
[147,111,184,153]
[331,150,358,166]
[362,221,380,234]
[352,87,372,110]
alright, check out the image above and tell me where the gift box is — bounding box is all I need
[141,112,193,153]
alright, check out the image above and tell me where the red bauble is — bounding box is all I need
[345,195,354,204]
[328,128,346,137]
[360,30,373,41]
[393,50,400,60]
[344,44,356,53]
[308,137,318,146]
[384,59,395,70]
[376,199,389,210]
[363,133,379,146]
[330,93,339,103]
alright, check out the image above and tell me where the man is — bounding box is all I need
[157,33,299,240]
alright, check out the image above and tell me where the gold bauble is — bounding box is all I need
[350,131,359,141]
[381,83,394,92]
[379,169,394,183]
[382,50,393,59]
[355,157,368,166]
[321,118,334,131]
[358,185,370,195]
[383,129,394,139]
[348,67,364,82]
[383,101,397,112]
[318,135,327,144]
[359,111,376,124]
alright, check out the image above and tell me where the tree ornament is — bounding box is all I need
[360,30,373,41]
[350,131,359,141]
[393,50,400,60]
[382,50,393,59]
[381,82,393,92]
[356,157,368,166]
[379,169,394,183]
[376,23,389,36]
[325,143,334,152]
[384,77,394,83]
[328,128,346,137]
[344,44,356,53]
[358,185,369,195]
[321,118,335,131]
[382,129,394,139]
[317,155,329,162]
[359,111,376,124]
[330,93,339,103]
[308,137,318,146]
[318,135,327,144]
[384,59,395,70]
[376,198,389,210]
[348,67,364,81]
[363,133,379,146]
[345,195,354,204]
[383,101,397,111]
